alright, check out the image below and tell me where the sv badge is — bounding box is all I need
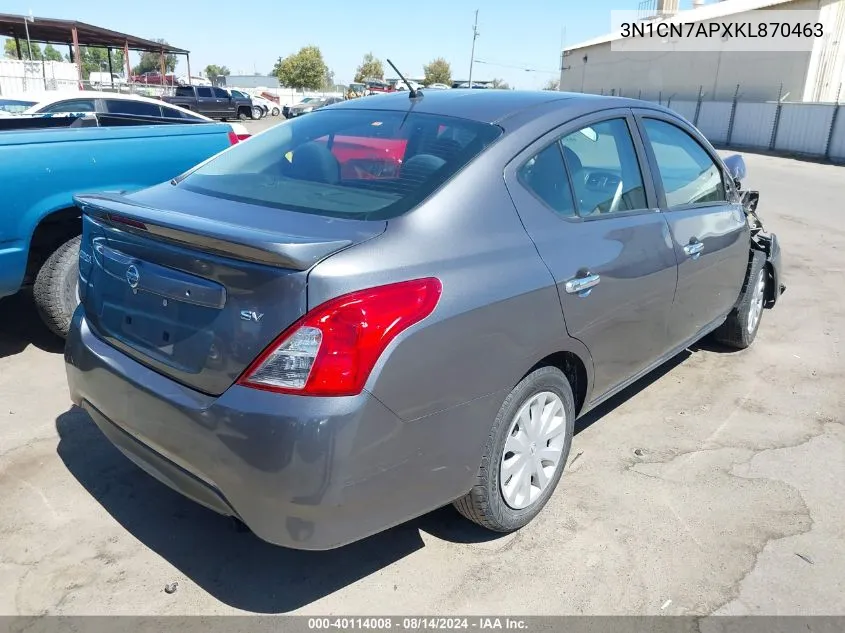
[240,310,264,323]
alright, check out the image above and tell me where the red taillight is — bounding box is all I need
[237,278,442,397]
[227,130,239,145]
[237,133,251,141]
[107,213,147,230]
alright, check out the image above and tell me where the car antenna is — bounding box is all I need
[386,59,422,99]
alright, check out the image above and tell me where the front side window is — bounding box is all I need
[178,109,502,220]
[560,118,647,216]
[40,99,96,113]
[0,98,36,114]
[105,99,162,117]
[212,88,230,98]
[641,118,726,207]
[196,87,213,98]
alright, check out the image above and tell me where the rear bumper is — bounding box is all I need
[65,311,484,550]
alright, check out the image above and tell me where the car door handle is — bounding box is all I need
[683,241,704,259]
[565,273,601,296]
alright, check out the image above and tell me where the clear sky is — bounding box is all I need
[3,1,624,89]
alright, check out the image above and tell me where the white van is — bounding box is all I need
[88,72,125,89]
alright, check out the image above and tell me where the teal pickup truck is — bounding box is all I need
[0,114,241,337]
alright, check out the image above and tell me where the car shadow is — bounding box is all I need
[575,348,692,435]
[54,346,701,613]
[0,292,64,359]
[55,406,502,613]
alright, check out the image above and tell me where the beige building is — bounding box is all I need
[560,0,845,102]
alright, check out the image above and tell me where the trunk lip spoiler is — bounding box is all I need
[74,192,377,271]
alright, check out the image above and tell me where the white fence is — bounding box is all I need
[654,97,845,162]
[0,59,78,95]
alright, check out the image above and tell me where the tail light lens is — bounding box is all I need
[227,130,239,145]
[236,133,252,142]
[237,278,442,396]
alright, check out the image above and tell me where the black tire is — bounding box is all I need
[271,107,280,116]
[238,109,249,121]
[251,106,263,120]
[454,366,575,532]
[712,250,767,349]
[33,235,81,339]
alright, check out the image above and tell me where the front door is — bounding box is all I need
[506,110,678,400]
[634,112,750,347]
[213,87,236,118]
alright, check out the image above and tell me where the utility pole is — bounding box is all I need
[468,9,479,87]
[23,11,34,60]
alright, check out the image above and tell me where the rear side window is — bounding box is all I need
[40,99,96,113]
[105,99,162,117]
[178,109,502,220]
[560,118,647,216]
[175,86,194,97]
[641,118,725,207]
[518,143,576,218]
[161,105,198,120]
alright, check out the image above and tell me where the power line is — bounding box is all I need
[474,59,559,74]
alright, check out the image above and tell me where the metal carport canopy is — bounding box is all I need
[0,13,190,83]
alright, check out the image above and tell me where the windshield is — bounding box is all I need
[178,108,502,220]
[0,98,37,114]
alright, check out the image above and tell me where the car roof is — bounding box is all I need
[329,89,575,124]
[329,90,677,125]
[16,90,212,120]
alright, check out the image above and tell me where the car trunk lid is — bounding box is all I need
[75,185,386,396]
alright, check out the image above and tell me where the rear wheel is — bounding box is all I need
[712,250,767,349]
[33,235,81,339]
[271,107,280,116]
[454,366,575,532]
[238,108,249,121]
[251,106,263,120]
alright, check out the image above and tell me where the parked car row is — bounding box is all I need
[0,91,252,336]
[51,90,782,552]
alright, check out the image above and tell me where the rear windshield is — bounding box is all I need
[0,98,36,114]
[178,108,502,220]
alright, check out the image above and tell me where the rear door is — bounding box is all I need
[195,86,217,116]
[506,109,678,400]
[634,111,749,347]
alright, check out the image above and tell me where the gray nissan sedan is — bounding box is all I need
[66,90,783,550]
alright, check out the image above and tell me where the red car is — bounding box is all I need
[132,72,177,86]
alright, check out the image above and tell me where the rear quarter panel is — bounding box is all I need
[0,123,233,297]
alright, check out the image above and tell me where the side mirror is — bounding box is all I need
[724,154,747,186]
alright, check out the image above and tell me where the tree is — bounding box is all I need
[354,52,384,83]
[423,57,451,86]
[323,67,336,90]
[42,44,63,62]
[204,64,230,78]
[4,38,42,60]
[543,78,560,91]
[274,46,328,91]
[490,78,511,90]
[132,39,177,75]
[77,47,126,79]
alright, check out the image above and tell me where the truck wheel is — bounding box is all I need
[33,235,81,339]
[454,366,575,532]
[238,109,249,121]
[712,250,767,349]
